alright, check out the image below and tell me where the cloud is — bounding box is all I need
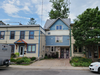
[35,0,52,21]
[2,0,31,19]
[0,19,10,21]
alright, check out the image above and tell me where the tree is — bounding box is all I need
[72,7,100,61]
[49,0,70,19]
[28,18,36,25]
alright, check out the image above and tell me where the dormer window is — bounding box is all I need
[56,25,62,30]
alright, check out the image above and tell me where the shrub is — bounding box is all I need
[44,56,48,59]
[24,58,31,64]
[10,58,16,62]
[16,59,24,64]
[11,53,16,58]
[70,57,92,67]
[22,57,28,59]
[15,53,19,57]
[30,57,36,61]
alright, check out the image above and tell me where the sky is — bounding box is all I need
[0,0,100,27]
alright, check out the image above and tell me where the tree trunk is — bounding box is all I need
[91,46,94,62]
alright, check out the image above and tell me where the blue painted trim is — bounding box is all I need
[20,31,25,39]
[10,31,15,39]
[29,31,34,39]
[19,45,24,56]
[9,44,15,53]
[27,44,36,53]
[0,31,5,40]
[38,28,40,57]
[7,30,39,32]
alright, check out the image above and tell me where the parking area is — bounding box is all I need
[29,59,72,67]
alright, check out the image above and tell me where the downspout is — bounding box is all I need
[70,25,72,57]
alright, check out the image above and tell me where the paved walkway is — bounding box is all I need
[9,59,89,70]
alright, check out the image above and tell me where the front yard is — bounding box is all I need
[70,57,92,67]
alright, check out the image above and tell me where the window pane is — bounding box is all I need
[32,46,35,52]
[56,36,62,42]
[20,31,25,39]
[56,26,59,30]
[29,31,34,39]
[60,26,62,30]
[28,46,31,52]
[0,31,4,39]
[79,47,82,52]
[10,31,15,39]
[74,45,77,52]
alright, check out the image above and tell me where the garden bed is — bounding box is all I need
[70,57,92,67]
[10,57,37,65]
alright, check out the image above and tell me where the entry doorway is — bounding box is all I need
[60,48,69,59]
[19,46,24,57]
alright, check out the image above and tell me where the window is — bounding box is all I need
[9,45,14,53]
[10,31,15,39]
[79,47,82,52]
[74,45,77,52]
[56,25,62,30]
[0,31,5,39]
[29,31,34,39]
[27,45,36,53]
[20,31,25,39]
[55,36,62,42]
[51,47,53,51]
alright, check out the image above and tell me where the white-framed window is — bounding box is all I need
[56,25,62,30]
[55,36,63,43]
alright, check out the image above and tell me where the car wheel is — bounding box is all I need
[98,67,100,74]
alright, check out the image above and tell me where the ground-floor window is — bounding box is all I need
[27,44,36,53]
[73,45,83,53]
[9,44,15,54]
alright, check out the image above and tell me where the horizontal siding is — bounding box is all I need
[50,19,69,30]
[46,35,70,46]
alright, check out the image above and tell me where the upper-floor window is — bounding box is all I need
[56,25,62,30]
[29,31,34,39]
[10,31,15,39]
[0,31,5,39]
[20,31,25,39]
[55,36,63,43]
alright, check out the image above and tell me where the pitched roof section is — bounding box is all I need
[14,39,27,44]
[44,18,71,29]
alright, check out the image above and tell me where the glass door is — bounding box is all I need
[20,46,24,57]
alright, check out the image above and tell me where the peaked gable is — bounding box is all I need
[44,18,71,29]
[50,19,69,30]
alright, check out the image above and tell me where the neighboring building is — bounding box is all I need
[44,18,71,59]
[0,25,45,58]
[70,24,99,60]
[70,24,84,57]
[0,21,6,25]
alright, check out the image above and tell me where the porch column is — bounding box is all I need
[58,48,60,58]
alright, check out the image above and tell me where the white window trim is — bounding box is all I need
[55,25,63,30]
[55,36,63,43]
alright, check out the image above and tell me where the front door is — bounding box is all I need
[66,49,69,58]
[60,48,64,58]
[20,46,24,57]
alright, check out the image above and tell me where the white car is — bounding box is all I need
[89,62,100,73]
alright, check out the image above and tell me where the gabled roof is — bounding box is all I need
[44,17,71,29]
[14,39,27,44]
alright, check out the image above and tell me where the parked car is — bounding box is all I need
[89,61,100,74]
[0,44,11,67]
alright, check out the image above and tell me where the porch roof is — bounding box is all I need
[14,39,27,44]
